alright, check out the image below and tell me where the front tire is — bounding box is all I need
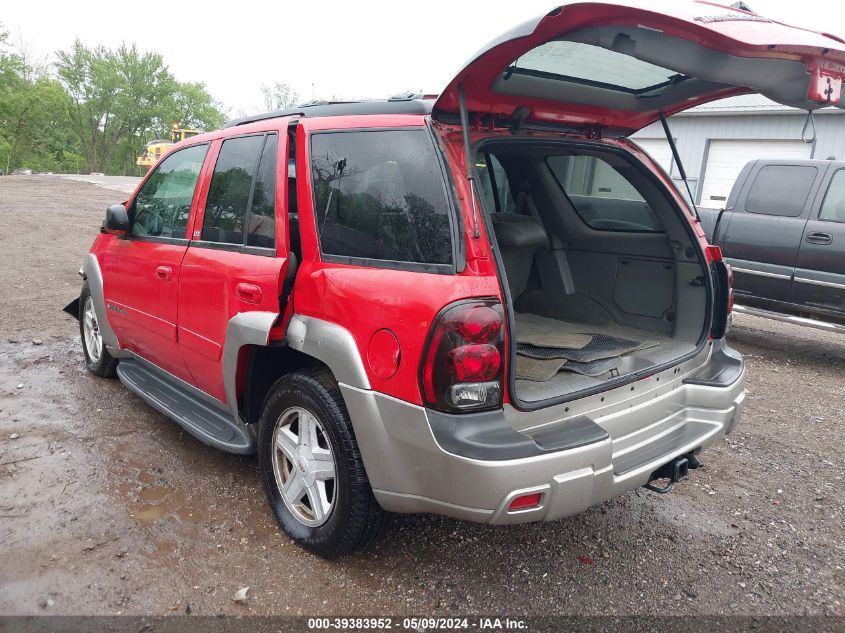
[79,283,117,378]
[258,368,387,557]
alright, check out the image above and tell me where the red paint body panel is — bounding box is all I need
[293,262,500,404]
[101,238,189,381]
[177,248,286,401]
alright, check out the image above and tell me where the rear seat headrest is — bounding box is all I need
[489,213,547,248]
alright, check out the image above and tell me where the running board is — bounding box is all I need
[116,359,255,454]
[733,304,845,334]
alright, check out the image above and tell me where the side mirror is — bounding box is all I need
[102,204,130,235]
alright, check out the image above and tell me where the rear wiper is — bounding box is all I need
[659,112,701,223]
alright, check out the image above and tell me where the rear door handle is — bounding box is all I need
[155,265,173,281]
[806,232,833,245]
[236,282,262,304]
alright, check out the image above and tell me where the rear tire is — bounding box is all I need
[258,368,388,557]
[79,283,117,378]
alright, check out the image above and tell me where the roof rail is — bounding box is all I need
[224,99,433,128]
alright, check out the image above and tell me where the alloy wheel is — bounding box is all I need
[82,296,103,363]
[271,406,337,527]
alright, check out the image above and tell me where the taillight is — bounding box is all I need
[704,244,723,263]
[725,263,734,316]
[421,300,505,412]
[710,258,732,339]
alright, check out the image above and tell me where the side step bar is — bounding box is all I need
[733,304,845,334]
[116,359,255,454]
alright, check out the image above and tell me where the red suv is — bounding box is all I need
[69,2,845,556]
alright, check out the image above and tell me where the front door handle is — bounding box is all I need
[236,282,262,304]
[155,265,173,281]
[806,232,833,245]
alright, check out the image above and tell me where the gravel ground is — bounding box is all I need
[0,176,843,617]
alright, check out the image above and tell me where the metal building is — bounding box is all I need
[631,94,845,207]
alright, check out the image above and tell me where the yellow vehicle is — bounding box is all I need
[136,126,200,171]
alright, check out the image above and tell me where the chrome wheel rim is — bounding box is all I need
[82,296,103,363]
[271,406,337,527]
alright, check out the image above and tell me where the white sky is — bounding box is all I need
[3,0,845,118]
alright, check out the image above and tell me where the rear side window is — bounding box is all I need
[203,135,268,245]
[819,169,845,223]
[310,129,453,267]
[132,143,208,239]
[546,155,663,232]
[246,134,278,247]
[745,165,817,217]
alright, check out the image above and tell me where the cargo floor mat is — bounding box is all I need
[515,355,568,382]
[514,312,593,349]
[561,356,622,377]
[517,334,657,363]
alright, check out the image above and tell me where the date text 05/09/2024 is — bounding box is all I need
[306,617,529,630]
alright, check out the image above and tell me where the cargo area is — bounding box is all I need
[477,140,709,404]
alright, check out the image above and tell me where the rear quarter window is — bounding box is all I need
[744,165,817,217]
[310,129,454,269]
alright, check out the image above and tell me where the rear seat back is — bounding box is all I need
[490,213,548,300]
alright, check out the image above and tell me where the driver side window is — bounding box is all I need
[132,143,209,238]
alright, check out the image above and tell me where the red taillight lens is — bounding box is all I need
[710,260,732,339]
[421,300,505,412]
[448,344,501,382]
[457,305,501,343]
[704,244,723,263]
[726,263,734,315]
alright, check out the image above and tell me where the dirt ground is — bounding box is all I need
[0,175,843,616]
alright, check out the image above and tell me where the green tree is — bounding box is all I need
[57,41,173,173]
[161,81,226,133]
[0,31,225,175]
[55,41,225,174]
[0,26,80,173]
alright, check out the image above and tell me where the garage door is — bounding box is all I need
[699,139,812,206]
[633,138,674,174]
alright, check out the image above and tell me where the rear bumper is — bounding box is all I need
[342,340,746,524]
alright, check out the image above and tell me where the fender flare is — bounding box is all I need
[220,313,372,424]
[222,311,280,422]
[82,253,124,356]
[285,314,371,390]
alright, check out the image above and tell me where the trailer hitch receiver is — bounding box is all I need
[644,456,691,494]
